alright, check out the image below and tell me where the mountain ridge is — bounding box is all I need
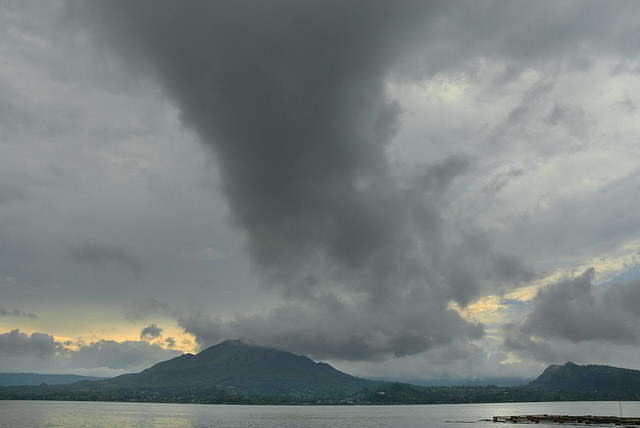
[92,339,377,396]
[2,347,640,404]
[0,373,107,386]
[530,361,640,393]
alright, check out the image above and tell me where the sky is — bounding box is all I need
[1,0,640,381]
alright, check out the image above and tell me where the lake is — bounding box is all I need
[1,400,637,427]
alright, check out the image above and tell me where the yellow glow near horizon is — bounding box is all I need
[0,317,198,354]
[500,352,523,365]
[451,241,640,325]
[5,243,639,354]
[386,75,470,107]
[449,295,506,324]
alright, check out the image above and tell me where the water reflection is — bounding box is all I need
[2,400,639,428]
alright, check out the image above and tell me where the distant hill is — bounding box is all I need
[530,362,640,393]
[0,373,107,386]
[406,377,530,387]
[89,339,376,396]
[4,348,640,404]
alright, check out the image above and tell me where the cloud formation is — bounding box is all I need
[68,0,550,361]
[70,339,180,371]
[178,294,485,361]
[139,324,163,340]
[69,242,144,276]
[2,0,640,377]
[0,308,38,318]
[0,329,60,359]
[505,269,640,363]
[0,329,180,374]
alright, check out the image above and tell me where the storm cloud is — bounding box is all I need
[0,329,60,359]
[0,329,180,374]
[505,269,640,363]
[70,339,180,371]
[0,308,38,318]
[140,323,163,340]
[69,242,144,276]
[178,293,485,361]
[67,0,552,361]
[3,0,640,377]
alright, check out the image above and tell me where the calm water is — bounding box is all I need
[0,400,638,427]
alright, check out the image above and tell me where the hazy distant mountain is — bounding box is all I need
[3,350,640,404]
[0,373,107,386]
[92,339,376,396]
[530,362,640,393]
[406,377,530,387]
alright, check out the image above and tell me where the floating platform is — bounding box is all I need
[490,415,640,425]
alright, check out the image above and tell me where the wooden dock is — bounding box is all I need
[491,415,640,425]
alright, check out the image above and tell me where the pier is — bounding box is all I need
[490,415,640,425]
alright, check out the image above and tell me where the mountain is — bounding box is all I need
[405,377,530,387]
[0,373,107,386]
[90,339,376,396]
[5,346,640,405]
[530,362,640,393]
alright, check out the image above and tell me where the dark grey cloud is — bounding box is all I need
[1,0,637,377]
[0,308,39,318]
[164,337,176,348]
[77,0,428,279]
[339,338,546,382]
[70,339,180,370]
[68,241,144,276]
[139,323,162,340]
[0,181,29,204]
[505,270,640,363]
[178,291,484,361]
[414,0,640,76]
[0,329,180,374]
[125,298,174,321]
[0,329,60,358]
[67,0,547,360]
[0,331,64,374]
